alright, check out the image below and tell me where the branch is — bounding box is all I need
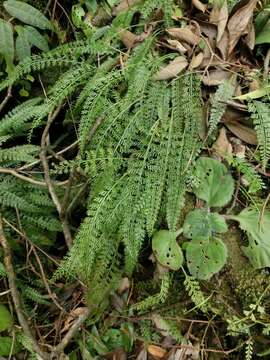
[0,86,12,113]
[0,167,67,187]
[0,216,50,360]
[40,107,73,249]
[52,307,90,355]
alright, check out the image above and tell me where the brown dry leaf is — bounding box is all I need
[167,39,187,54]
[120,30,138,48]
[189,52,204,70]
[136,348,147,360]
[192,0,207,12]
[106,348,127,360]
[153,56,188,80]
[201,69,230,86]
[225,122,257,145]
[147,344,167,359]
[227,0,257,54]
[217,29,229,59]
[167,27,201,46]
[217,0,229,42]
[112,0,140,15]
[61,307,88,333]
[210,0,228,42]
[212,127,233,158]
[244,22,255,50]
[117,277,130,294]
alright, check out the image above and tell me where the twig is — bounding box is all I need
[40,107,73,249]
[0,86,12,113]
[52,307,90,355]
[0,167,67,187]
[0,216,50,360]
[18,140,78,171]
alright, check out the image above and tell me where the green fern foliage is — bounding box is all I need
[248,100,270,169]
[208,80,234,138]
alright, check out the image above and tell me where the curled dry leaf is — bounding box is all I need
[147,345,167,359]
[201,69,231,86]
[189,52,204,70]
[167,39,187,54]
[227,0,257,55]
[192,0,207,13]
[167,27,201,46]
[153,56,188,80]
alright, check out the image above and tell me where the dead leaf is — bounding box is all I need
[147,344,167,359]
[117,277,130,294]
[189,52,204,70]
[105,348,127,360]
[192,0,207,13]
[153,56,188,80]
[227,0,257,54]
[167,39,187,54]
[244,22,255,50]
[112,0,140,15]
[210,0,228,43]
[212,127,233,158]
[201,69,231,86]
[136,348,147,360]
[167,27,201,46]
[217,29,229,59]
[225,121,257,145]
[120,30,138,48]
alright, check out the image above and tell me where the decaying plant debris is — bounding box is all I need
[0,0,270,359]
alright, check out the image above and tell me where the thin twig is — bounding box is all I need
[18,140,78,171]
[52,307,90,355]
[0,167,67,187]
[0,86,12,113]
[0,216,50,360]
[40,107,73,249]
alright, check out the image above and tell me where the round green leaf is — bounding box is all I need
[152,230,183,271]
[193,157,234,207]
[186,237,228,280]
[183,209,228,239]
[0,336,21,356]
[0,305,13,332]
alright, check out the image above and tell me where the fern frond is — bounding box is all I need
[0,40,93,91]
[0,98,42,137]
[248,100,270,169]
[166,74,202,230]
[132,272,171,312]
[0,145,39,163]
[184,275,209,313]
[229,156,265,193]
[208,80,234,138]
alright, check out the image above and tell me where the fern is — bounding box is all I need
[245,338,254,360]
[184,275,209,313]
[132,272,171,312]
[229,156,265,193]
[248,100,270,169]
[0,144,39,163]
[208,80,234,138]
